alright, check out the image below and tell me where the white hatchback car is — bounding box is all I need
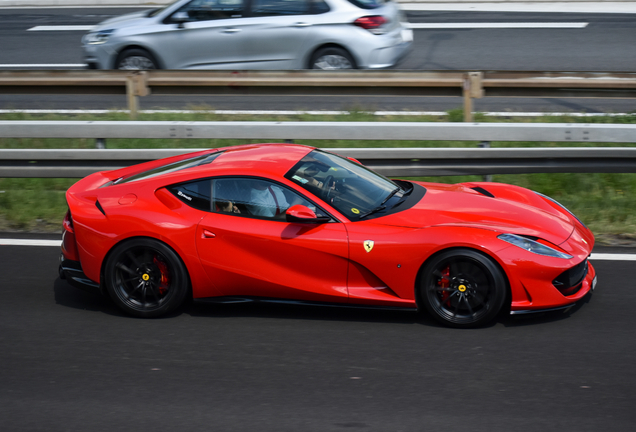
[82,0,413,70]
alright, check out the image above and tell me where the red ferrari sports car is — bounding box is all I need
[60,143,596,328]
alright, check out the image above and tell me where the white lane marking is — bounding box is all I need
[0,239,61,247]
[0,109,631,118]
[408,22,588,29]
[0,3,632,14]
[1,239,636,260]
[0,64,87,68]
[400,3,636,14]
[28,25,94,31]
[590,253,636,261]
[27,23,588,32]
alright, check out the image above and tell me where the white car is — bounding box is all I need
[82,0,413,70]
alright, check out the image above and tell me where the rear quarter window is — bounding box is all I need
[168,179,212,211]
[346,0,386,10]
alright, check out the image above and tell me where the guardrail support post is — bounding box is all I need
[126,72,150,119]
[95,138,106,149]
[463,72,484,122]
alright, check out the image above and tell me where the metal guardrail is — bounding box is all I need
[4,147,636,178]
[2,120,636,141]
[2,70,636,121]
[1,121,636,178]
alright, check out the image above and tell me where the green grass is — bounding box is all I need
[1,108,635,242]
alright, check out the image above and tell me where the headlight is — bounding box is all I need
[498,233,573,259]
[535,191,586,229]
[85,29,114,45]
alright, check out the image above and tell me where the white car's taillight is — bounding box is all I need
[354,16,388,35]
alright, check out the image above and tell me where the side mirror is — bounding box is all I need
[172,11,189,28]
[347,156,363,165]
[285,205,330,224]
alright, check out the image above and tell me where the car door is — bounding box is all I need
[154,0,249,69]
[194,177,350,302]
[238,0,318,69]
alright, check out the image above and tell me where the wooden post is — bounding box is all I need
[463,72,484,122]
[126,71,150,119]
[126,75,138,119]
[463,77,473,122]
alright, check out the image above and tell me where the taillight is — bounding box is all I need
[354,16,388,35]
[63,210,74,233]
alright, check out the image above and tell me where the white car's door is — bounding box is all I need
[153,0,249,69]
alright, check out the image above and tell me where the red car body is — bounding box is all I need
[60,144,596,327]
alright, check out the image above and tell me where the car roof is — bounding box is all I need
[209,143,314,174]
[154,143,316,184]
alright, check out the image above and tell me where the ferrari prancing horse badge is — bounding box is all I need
[363,240,374,253]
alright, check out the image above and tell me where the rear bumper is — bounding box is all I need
[366,28,413,69]
[59,254,102,295]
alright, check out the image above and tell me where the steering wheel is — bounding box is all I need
[321,175,335,201]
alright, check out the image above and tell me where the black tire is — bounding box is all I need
[115,48,158,70]
[419,249,507,328]
[104,238,189,317]
[310,47,356,70]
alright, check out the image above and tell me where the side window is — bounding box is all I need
[310,0,330,14]
[213,177,329,220]
[172,0,243,22]
[168,179,212,211]
[251,0,309,16]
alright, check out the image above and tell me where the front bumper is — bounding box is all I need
[59,254,102,295]
[82,42,116,69]
[509,260,597,314]
[510,274,596,315]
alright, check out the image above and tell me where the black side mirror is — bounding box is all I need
[172,11,189,29]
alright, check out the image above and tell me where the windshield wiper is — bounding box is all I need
[357,205,387,219]
[381,186,401,206]
[358,187,401,219]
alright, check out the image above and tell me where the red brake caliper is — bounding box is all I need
[153,256,170,295]
[437,266,451,305]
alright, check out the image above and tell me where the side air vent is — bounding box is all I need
[471,186,495,198]
[95,200,106,216]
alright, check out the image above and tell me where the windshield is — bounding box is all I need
[148,0,185,17]
[285,150,402,220]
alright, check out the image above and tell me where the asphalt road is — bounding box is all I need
[1,8,636,113]
[1,239,635,431]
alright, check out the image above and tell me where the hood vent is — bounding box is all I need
[470,186,495,198]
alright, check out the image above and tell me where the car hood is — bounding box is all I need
[93,10,154,31]
[375,182,576,245]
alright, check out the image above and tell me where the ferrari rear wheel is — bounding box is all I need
[104,238,189,318]
[419,249,507,328]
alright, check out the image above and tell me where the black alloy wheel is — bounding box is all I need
[104,238,189,317]
[419,249,507,328]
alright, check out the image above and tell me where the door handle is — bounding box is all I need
[294,22,312,27]
[223,28,241,33]
[202,229,216,238]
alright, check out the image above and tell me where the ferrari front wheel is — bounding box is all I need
[104,238,189,318]
[419,249,507,328]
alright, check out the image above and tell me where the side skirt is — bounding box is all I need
[194,296,418,312]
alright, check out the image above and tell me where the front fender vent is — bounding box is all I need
[95,200,106,216]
